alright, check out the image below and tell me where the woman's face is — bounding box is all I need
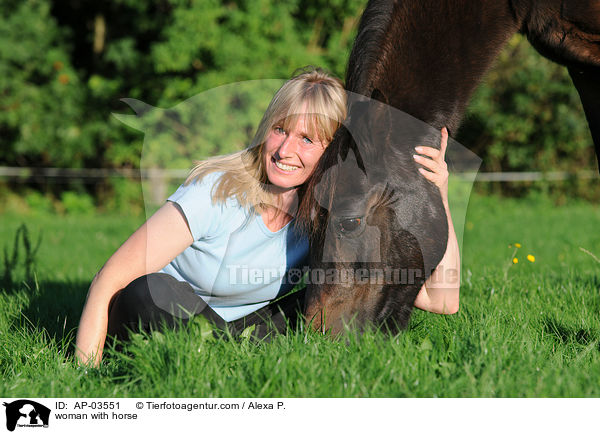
[263,115,329,191]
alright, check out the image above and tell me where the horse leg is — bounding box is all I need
[569,67,600,172]
[519,0,600,170]
[559,1,600,170]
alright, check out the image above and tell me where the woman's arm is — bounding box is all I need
[75,202,194,367]
[412,128,460,314]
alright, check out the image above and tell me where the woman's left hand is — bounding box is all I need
[413,127,449,202]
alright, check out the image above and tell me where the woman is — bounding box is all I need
[75,67,458,366]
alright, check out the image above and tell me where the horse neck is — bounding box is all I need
[346,0,522,132]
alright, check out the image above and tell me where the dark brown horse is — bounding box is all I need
[297,0,600,333]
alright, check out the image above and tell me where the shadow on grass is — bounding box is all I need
[538,273,600,351]
[7,279,90,356]
[571,273,600,290]
[542,315,600,351]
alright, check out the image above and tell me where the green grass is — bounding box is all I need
[0,193,599,397]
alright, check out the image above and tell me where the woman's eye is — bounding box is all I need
[274,126,285,134]
[303,136,313,145]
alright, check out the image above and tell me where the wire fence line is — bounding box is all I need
[0,166,190,181]
[469,170,598,182]
[0,166,598,183]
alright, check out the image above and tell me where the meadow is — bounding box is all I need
[0,192,599,397]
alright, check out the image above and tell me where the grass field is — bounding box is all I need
[0,192,599,397]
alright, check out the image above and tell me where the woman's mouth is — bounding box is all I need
[272,156,298,172]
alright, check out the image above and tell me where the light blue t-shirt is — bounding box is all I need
[160,171,309,322]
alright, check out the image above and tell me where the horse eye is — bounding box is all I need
[339,218,362,233]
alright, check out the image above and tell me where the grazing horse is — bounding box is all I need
[297,0,600,333]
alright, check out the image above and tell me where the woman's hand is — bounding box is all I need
[412,127,460,315]
[75,201,194,367]
[413,127,449,202]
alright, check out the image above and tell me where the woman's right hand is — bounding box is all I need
[413,127,450,203]
[75,201,194,367]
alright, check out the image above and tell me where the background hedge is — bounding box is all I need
[1,0,597,210]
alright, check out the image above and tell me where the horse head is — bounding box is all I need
[303,90,448,334]
[299,0,599,336]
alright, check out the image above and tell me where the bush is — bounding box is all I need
[458,35,598,199]
[460,35,594,173]
[60,191,95,215]
[24,190,55,215]
[100,178,144,216]
[1,3,596,202]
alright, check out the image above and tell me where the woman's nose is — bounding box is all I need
[277,134,298,157]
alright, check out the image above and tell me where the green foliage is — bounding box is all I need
[60,191,96,215]
[101,178,144,216]
[0,0,90,167]
[115,81,286,172]
[2,223,42,288]
[460,35,594,173]
[2,230,20,289]
[24,191,55,215]
[0,0,367,209]
[0,2,596,205]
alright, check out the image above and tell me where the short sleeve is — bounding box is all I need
[166,172,225,240]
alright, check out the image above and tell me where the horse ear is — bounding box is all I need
[370,88,389,105]
[367,89,392,144]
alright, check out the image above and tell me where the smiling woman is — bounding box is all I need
[75,67,347,366]
[264,118,328,191]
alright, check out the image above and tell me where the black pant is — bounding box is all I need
[107,273,306,341]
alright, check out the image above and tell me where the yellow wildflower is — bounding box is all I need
[515,243,521,248]
[512,257,518,264]
[527,254,535,262]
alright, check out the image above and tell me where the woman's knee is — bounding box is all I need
[106,273,225,339]
[109,275,152,315]
[107,275,158,338]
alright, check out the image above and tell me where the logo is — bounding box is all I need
[3,400,50,432]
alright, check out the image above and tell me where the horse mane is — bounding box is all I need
[295,0,522,236]
[345,0,396,94]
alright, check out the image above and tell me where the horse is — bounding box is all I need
[296,0,600,334]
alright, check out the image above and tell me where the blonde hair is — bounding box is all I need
[185,66,347,216]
